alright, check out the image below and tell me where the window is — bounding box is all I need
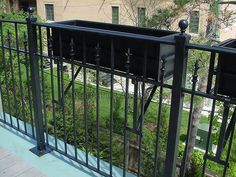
[189,11,199,34]
[138,7,146,27]
[45,4,54,21]
[112,6,119,24]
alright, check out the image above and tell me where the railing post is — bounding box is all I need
[164,20,189,177]
[26,7,50,156]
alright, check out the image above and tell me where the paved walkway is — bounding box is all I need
[0,147,47,177]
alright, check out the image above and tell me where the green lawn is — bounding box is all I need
[42,66,209,138]
[16,63,209,142]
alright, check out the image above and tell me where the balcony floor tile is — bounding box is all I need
[0,123,103,177]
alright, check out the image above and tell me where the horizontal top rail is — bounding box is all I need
[58,19,176,36]
[33,22,180,45]
[0,19,27,24]
[186,43,236,55]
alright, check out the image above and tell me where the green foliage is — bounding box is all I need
[146,0,192,30]
[174,0,191,8]
[185,154,202,177]
[0,12,31,122]
[112,94,125,134]
[141,105,169,176]
[1,11,28,45]
[178,146,203,177]
[210,0,219,17]
[0,0,5,15]
[146,8,178,29]
[3,10,27,20]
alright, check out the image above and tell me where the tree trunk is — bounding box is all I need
[186,76,208,167]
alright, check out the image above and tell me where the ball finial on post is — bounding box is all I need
[179,19,188,34]
[28,6,34,15]
[26,7,37,22]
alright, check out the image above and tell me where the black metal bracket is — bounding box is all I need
[205,154,229,167]
[132,79,139,129]
[136,85,158,130]
[207,52,216,94]
[210,106,236,164]
[63,65,82,96]
[223,108,236,148]
[216,102,230,159]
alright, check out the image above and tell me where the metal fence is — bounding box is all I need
[0,8,236,177]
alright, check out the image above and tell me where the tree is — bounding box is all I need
[144,1,235,174]
[0,11,30,122]
[185,60,208,168]
[184,1,235,172]
[121,0,159,26]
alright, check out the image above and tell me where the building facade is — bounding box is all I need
[36,0,211,35]
[5,0,235,40]
[36,0,169,25]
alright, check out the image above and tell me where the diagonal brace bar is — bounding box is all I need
[223,108,236,148]
[64,66,82,96]
[216,102,230,159]
[136,85,158,130]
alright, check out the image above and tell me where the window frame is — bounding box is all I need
[45,4,55,21]
[137,7,146,27]
[112,6,119,24]
[189,11,200,34]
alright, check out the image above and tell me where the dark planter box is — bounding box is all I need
[51,20,189,81]
[217,39,236,98]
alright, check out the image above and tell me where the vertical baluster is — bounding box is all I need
[8,30,19,128]
[47,29,57,149]
[23,32,34,137]
[59,32,67,155]
[38,26,48,144]
[216,102,230,160]
[15,23,27,132]
[222,109,236,177]
[153,56,166,177]
[57,41,61,102]
[123,48,131,177]
[207,52,216,94]
[70,38,77,160]
[0,56,5,122]
[133,79,138,129]
[83,36,89,165]
[95,42,101,170]
[180,60,199,177]
[109,39,115,176]
[137,45,147,177]
[0,21,8,123]
[0,72,4,122]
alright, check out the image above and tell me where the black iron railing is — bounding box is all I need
[0,7,236,177]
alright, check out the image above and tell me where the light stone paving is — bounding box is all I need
[0,147,47,177]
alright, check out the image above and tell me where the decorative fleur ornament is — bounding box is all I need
[125,48,132,71]
[70,38,75,59]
